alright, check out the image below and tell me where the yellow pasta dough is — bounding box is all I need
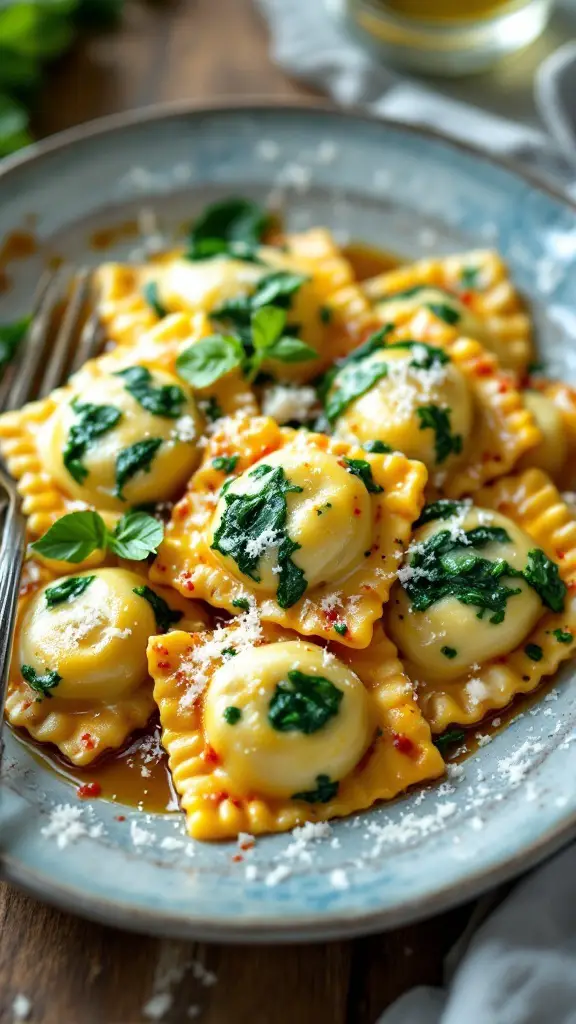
[519,380,576,489]
[150,414,427,647]
[147,620,444,839]
[6,567,207,765]
[388,470,576,731]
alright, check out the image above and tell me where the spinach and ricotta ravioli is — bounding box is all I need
[147,622,444,839]
[388,472,576,732]
[6,567,207,765]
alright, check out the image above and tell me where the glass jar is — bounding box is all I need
[338,0,553,75]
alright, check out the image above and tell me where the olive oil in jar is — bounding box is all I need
[339,0,553,74]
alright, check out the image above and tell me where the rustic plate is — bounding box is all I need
[2,102,576,942]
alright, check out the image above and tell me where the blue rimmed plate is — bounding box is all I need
[2,102,576,942]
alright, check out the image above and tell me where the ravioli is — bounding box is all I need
[519,381,576,489]
[147,620,444,839]
[0,356,203,536]
[95,229,373,379]
[363,249,533,373]
[388,470,576,731]
[150,414,427,647]
[326,325,540,496]
[6,567,207,765]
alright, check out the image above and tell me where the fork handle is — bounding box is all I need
[0,488,26,755]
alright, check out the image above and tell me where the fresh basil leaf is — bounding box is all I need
[251,305,286,353]
[523,548,566,613]
[108,511,164,560]
[267,336,317,364]
[416,404,463,464]
[31,510,108,563]
[45,575,95,608]
[0,314,30,373]
[176,334,243,389]
[292,774,339,804]
[115,438,163,500]
[21,664,62,700]
[141,281,167,319]
[211,463,307,609]
[268,670,343,734]
[190,197,269,246]
[116,365,186,418]
[211,271,308,326]
[186,197,269,260]
[63,399,122,484]
[343,457,383,494]
[133,584,182,632]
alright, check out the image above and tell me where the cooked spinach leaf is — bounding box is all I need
[63,399,122,484]
[133,584,182,632]
[21,664,62,700]
[211,462,307,609]
[522,548,566,613]
[0,315,30,374]
[342,457,383,494]
[116,365,186,419]
[414,500,466,528]
[212,455,239,473]
[292,774,339,804]
[433,728,466,753]
[115,437,163,500]
[268,670,343,734]
[416,404,463,464]
[45,575,95,608]
[141,281,167,318]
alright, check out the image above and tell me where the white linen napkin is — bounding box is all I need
[257,3,576,1021]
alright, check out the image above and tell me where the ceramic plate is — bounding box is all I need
[2,102,576,942]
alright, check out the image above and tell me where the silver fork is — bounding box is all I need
[0,267,101,749]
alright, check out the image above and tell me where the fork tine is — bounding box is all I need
[37,268,92,399]
[0,467,26,752]
[68,301,103,376]
[0,269,58,412]
[1,269,65,412]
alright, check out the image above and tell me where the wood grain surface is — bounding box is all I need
[0,2,474,1021]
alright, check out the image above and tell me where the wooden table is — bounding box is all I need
[0,2,475,1020]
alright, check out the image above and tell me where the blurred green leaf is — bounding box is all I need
[0,94,32,156]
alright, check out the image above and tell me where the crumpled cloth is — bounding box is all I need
[257,3,576,1021]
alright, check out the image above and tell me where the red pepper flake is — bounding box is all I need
[176,501,190,519]
[154,563,166,573]
[152,642,169,655]
[80,732,95,751]
[202,745,220,766]
[239,837,255,851]
[392,732,416,756]
[475,360,493,377]
[115,815,126,822]
[157,660,171,670]
[460,290,474,306]
[353,507,362,517]
[232,853,243,862]
[325,607,339,624]
[229,796,242,809]
[557,551,565,560]
[77,781,102,799]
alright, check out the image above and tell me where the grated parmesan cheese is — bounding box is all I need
[261,384,318,424]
